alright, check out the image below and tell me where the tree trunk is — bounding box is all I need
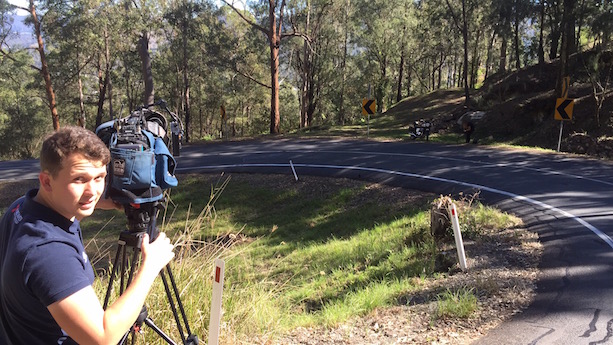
[139,31,154,106]
[556,0,575,96]
[576,0,586,50]
[438,50,443,89]
[397,39,405,102]
[376,36,388,113]
[431,56,436,91]
[557,0,576,96]
[564,0,576,55]
[30,1,59,130]
[548,0,562,60]
[300,0,311,128]
[95,26,112,128]
[499,34,508,73]
[106,27,113,120]
[470,28,481,88]
[269,0,281,134]
[406,60,412,97]
[108,75,114,120]
[514,1,521,70]
[76,50,86,127]
[338,0,349,125]
[269,36,280,134]
[484,30,496,80]
[182,13,191,143]
[461,0,470,104]
[538,0,545,64]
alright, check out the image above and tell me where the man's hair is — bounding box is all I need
[40,126,110,177]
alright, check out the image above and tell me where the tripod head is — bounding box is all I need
[124,202,161,241]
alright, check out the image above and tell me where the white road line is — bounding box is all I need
[176,162,613,249]
[184,149,613,187]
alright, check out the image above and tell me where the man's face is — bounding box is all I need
[44,153,107,221]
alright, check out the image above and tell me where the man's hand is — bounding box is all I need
[140,233,175,278]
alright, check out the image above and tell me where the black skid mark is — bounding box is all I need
[589,318,613,345]
[581,309,601,338]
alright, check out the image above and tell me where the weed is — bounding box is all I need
[435,287,478,319]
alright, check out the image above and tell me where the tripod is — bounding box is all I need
[103,202,198,345]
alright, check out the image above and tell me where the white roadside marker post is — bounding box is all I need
[290,160,298,181]
[208,258,225,345]
[448,203,468,271]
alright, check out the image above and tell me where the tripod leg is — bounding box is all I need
[144,317,179,345]
[160,270,187,343]
[103,240,125,309]
[165,266,193,336]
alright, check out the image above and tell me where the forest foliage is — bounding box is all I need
[0,0,611,159]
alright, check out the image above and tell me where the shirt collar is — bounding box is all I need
[21,189,80,234]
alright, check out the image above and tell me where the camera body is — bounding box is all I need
[96,102,182,233]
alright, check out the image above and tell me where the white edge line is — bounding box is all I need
[185,150,613,187]
[176,162,613,249]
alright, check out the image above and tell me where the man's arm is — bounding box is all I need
[47,233,174,345]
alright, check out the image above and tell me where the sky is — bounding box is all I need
[7,0,28,15]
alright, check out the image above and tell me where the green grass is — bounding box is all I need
[84,174,520,344]
[435,287,478,319]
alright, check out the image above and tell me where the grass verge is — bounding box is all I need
[74,174,521,344]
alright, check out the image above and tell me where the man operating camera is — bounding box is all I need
[0,126,175,344]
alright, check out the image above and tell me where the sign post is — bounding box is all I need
[555,77,573,152]
[362,85,376,137]
[362,98,375,136]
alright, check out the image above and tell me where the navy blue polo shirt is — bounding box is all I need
[0,189,94,344]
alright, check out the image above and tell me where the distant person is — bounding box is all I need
[462,120,474,144]
[0,126,175,344]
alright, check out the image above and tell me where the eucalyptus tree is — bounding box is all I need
[443,0,475,104]
[546,0,563,59]
[288,0,335,128]
[222,0,306,134]
[0,0,12,46]
[589,0,612,49]
[162,0,214,142]
[353,0,406,112]
[0,1,60,130]
[0,49,50,158]
[42,0,110,127]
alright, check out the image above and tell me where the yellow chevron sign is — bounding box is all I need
[362,98,375,116]
[555,98,574,121]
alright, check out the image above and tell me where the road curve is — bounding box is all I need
[175,138,613,345]
[2,137,613,344]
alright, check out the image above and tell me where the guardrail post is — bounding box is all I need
[208,258,225,345]
[448,203,468,271]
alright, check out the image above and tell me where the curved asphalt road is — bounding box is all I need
[2,138,613,344]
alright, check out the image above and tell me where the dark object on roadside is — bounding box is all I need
[430,202,452,243]
[409,119,431,140]
[462,120,474,144]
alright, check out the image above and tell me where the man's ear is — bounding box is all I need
[39,171,53,192]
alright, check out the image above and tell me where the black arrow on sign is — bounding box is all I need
[364,100,375,114]
[556,99,572,120]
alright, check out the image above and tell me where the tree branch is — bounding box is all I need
[444,0,463,33]
[221,0,269,37]
[0,48,41,71]
[233,67,272,89]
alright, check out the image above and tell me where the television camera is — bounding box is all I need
[95,100,198,345]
